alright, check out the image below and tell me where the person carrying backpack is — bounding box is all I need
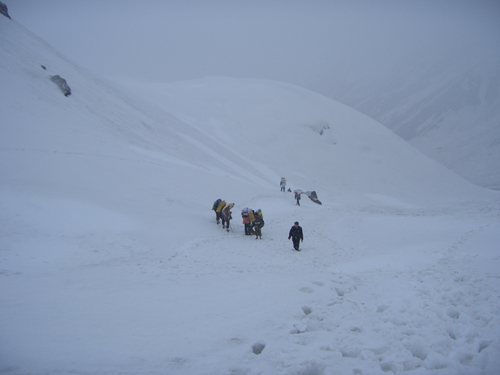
[253,209,265,239]
[241,208,252,235]
[248,209,256,234]
[221,203,234,231]
[215,199,226,225]
[295,191,301,206]
[288,221,303,251]
[280,177,287,192]
[212,199,222,224]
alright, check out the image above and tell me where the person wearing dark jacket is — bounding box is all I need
[253,209,264,239]
[221,203,234,231]
[212,199,222,224]
[295,192,301,206]
[288,221,303,251]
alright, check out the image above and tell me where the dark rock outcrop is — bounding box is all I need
[50,75,71,97]
[305,190,322,205]
[0,1,11,19]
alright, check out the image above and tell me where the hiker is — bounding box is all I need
[221,203,234,231]
[280,177,287,192]
[241,208,252,235]
[253,209,265,239]
[248,209,256,234]
[288,221,304,251]
[295,191,301,206]
[215,199,226,224]
[212,199,222,223]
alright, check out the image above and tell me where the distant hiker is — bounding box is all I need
[295,191,301,206]
[253,209,265,239]
[241,207,252,235]
[248,209,256,234]
[222,203,234,231]
[280,177,287,192]
[215,200,226,224]
[212,199,222,223]
[288,221,303,251]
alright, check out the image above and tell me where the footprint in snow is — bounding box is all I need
[252,341,266,355]
[302,306,312,315]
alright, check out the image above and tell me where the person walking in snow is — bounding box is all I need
[295,191,301,206]
[253,209,265,239]
[280,177,287,192]
[241,208,252,235]
[212,199,222,224]
[215,199,226,224]
[288,221,303,251]
[221,203,234,231]
[248,209,256,234]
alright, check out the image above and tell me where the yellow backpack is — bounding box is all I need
[216,200,226,213]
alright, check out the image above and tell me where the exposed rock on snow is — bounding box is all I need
[0,1,10,19]
[50,74,71,97]
[310,122,330,136]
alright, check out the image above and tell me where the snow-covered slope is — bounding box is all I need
[118,76,494,207]
[1,16,500,375]
[338,45,500,190]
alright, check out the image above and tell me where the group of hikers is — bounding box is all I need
[210,177,305,250]
[211,199,265,239]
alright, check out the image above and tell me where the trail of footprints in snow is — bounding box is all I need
[282,270,498,373]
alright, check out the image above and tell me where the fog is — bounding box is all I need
[8,0,500,98]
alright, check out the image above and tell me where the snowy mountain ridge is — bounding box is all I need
[337,44,500,189]
[1,15,500,375]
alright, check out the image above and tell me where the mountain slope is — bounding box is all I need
[337,44,500,189]
[119,76,493,206]
[1,15,493,210]
[1,16,500,375]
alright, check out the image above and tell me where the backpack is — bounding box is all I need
[248,210,255,222]
[216,200,226,213]
[254,212,264,227]
[212,199,221,211]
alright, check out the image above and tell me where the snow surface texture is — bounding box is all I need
[1,16,500,375]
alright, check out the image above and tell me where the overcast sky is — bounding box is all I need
[7,0,500,98]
